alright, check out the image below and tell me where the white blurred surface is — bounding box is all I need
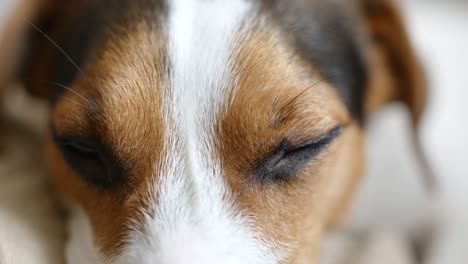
[348,0,468,262]
[0,0,15,33]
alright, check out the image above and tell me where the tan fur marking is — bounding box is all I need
[217,27,365,262]
[48,20,167,256]
[361,0,426,123]
[15,1,423,263]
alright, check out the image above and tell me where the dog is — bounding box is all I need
[0,0,426,263]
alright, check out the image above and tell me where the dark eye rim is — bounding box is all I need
[52,128,124,188]
[252,125,343,185]
[283,125,342,153]
[55,137,99,158]
[52,128,100,159]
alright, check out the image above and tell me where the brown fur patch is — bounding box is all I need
[0,0,44,92]
[359,0,426,122]
[10,0,424,263]
[47,19,168,256]
[217,26,365,262]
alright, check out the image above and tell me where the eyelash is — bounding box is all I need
[59,140,99,157]
[285,125,342,152]
[52,130,123,188]
[52,123,342,188]
[253,125,342,184]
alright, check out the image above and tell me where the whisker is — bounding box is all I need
[27,21,87,78]
[61,97,84,107]
[22,79,99,111]
[23,21,104,113]
[23,78,93,104]
[279,79,323,113]
[51,82,92,105]
[26,20,101,111]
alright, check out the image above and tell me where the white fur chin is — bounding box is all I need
[115,0,281,262]
[114,0,281,263]
[66,0,282,263]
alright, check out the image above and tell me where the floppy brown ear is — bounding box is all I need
[0,0,50,134]
[0,0,58,99]
[19,0,64,99]
[0,0,40,91]
[361,0,437,191]
[361,0,426,125]
[20,0,100,100]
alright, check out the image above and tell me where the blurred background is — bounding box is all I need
[347,0,468,262]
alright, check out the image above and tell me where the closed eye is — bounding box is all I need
[253,125,342,184]
[53,130,124,188]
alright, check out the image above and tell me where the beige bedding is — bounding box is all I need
[0,86,64,264]
[0,87,417,264]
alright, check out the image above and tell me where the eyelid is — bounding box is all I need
[252,124,343,184]
[284,124,343,151]
[58,139,97,154]
[51,126,124,188]
[300,125,342,147]
[52,127,102,158]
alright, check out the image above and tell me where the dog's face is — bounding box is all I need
[21,0,424,263]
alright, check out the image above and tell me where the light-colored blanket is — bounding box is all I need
[0,86,64,264]
[0,88,417,264]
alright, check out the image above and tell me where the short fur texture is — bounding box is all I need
[0,0,425,263]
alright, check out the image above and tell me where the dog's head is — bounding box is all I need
[22,0,425,263]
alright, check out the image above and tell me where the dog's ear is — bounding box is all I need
[361,0,426,125]
[0,0,47,90]
[361,0,437,191]
[20,0,65,99]
[21,0,98,100]
[0,0,58,98]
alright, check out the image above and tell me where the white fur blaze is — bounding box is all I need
[115,0,282,264]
